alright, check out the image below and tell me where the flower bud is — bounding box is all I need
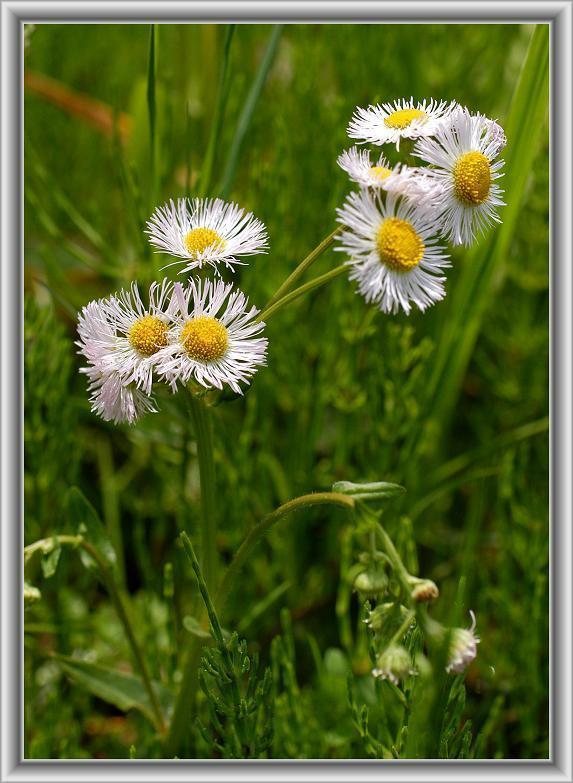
[24,581,41,606]
[332,480,406,501]
[409,577,439,603]
[446,611,480,674]
[372,645,415,685]
[365,602,409,633]
[353,567,387,599]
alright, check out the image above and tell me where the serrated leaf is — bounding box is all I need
[55,654,173,723]
[65,487,117,575]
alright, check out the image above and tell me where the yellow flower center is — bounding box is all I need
[453,151,491,205]
[184,227,225,258]
[384,108,427,130]
[181,316,229,361]
[128,315,168,356]
[371,166,392,181]
[376,217,425,272]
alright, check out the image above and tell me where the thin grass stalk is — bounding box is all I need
[198,25,236,198]
[218,25,284,198]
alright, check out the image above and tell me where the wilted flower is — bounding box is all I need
[347,97,458,149]
[336,189,450,315]
[145,197,268,274]
[414,107,506,246]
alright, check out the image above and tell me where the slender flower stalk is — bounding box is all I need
[187,391,217,592]
[262,226,344,311]
[258,264,348,322]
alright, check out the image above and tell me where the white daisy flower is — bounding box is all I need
[335,189,450,315]
[337,147,396,189]
[337,146,441,205]
[413,107,506,246]
[156,279,267,394]
[347,98,458,149]
[446,611,480,674]
[81,365,157,425]
[145,197,269,274]
[77,280,174,395]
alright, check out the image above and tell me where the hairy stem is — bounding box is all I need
[215,492,355,613]
[187,391,217,591]
[262,226,344,311]
[258,264,347,322]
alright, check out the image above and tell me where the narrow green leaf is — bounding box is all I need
[198,24,236,197]
[418,25,549,444]
[55,655,173,722]
[147,23,158,204]
[218,25,283,197]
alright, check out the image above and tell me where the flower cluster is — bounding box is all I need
[77,199,269,423]
[336,98,506,314]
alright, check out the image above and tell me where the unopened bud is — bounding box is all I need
[353,567,387,599]
[372,645,416,685]
[365,602,409,633]
[409,577,439,603]
[446,611,480,674]
[24,581,41,605]
[332,480,406,501]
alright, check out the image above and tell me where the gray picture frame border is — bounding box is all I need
[1,2,571,781]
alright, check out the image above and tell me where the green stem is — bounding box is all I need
[374,521,412,600]
[258,264,347,322]
[187,391,217,591]
[214,492,355,614]
[389,610,416,647]
[262,226,344,311]
[24,536,165,734]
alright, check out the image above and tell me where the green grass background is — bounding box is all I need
[24,23,549,759]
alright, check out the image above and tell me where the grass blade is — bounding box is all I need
[198,24,236,197]
[411,25,549,453]
[218,25,283,198]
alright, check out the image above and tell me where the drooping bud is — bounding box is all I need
[372,645,416,685]
[353,567,388,599]
[24,581,41,606]
[365,602,410,634]
[408,576,439,603]
[446,611,480,674]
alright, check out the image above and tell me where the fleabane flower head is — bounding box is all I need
[82,365,157,425]
[155,278,268,394]
[446,611,480,674]
[145,197,269,275]
[77,280,174,396]
[414,106,506,246]
[337,147,442,207]
[347,98,458,150]
[335,189,450,315]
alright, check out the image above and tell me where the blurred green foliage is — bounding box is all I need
[24,22,548,759]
